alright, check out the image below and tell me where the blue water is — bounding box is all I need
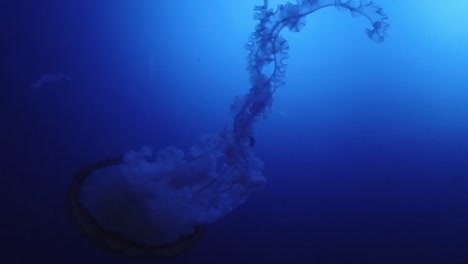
[2,0,468,263]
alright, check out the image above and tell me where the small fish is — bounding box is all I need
[451,175,462,186]
[249,136,256,148]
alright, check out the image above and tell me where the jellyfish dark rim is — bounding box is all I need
[66,156,204,258]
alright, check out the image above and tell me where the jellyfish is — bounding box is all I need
[31,73,71,91]
[67,0,389,257]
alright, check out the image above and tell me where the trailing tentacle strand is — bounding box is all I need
[234,0,389,145]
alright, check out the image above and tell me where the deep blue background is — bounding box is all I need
[1,0,468,263]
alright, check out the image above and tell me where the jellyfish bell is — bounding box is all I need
[66,155,204,258]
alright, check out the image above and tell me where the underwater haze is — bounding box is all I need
[1,0,468,263]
